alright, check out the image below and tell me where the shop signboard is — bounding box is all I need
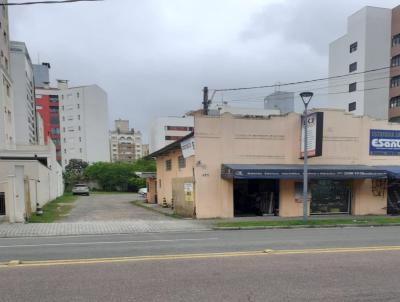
[181,137,195,158]
[370,129,400,156]
[300,112,324,158]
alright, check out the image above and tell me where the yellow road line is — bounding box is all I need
[2,245,400,269]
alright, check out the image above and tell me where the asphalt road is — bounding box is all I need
[0,226,400,262]
[1,249,400,301]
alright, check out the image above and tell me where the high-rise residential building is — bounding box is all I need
[142,144,149,157]
[59,82,110,168]
[110,119,143,162]
[32,62,50,88]
[0,1,15,150]
[327,6,392,120]
[10,41,37,145]
[149,116,194,153]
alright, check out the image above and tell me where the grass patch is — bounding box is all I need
[28,193,78,223]
[91,191,136,194]
[215,216,400,228]
[131,200,183,219]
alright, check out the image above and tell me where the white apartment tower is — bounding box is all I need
[10,41,37,145]
[59,81,110,168]
[0,1,15,150]
[328,6,392,119]
[110,119,143,162]
[149,116,194,153]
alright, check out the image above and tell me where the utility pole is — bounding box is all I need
[202,86,209,115]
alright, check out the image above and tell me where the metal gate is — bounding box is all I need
[0,192,5,215]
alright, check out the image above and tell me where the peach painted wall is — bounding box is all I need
[352,179,387,215]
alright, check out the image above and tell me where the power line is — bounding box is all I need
[1,0,103,6]
[213,74,392,103]
[211,66,391,100]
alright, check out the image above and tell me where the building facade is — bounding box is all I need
[59,83,110,168]
[110,119,143,162]
[10,41,37,145]
[328,6,396,120]
[150,109,400,219]
[35,88,61,162]
[0,0,15,150]
[149,116,194,153]
[264,91,296,114]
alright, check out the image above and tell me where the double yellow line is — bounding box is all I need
[2,245,400,269]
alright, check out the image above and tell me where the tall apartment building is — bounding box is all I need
[59,82,110,168]
[0,1,15,150]
[110,119,143,162]
[34,63,61,161]
[10,41,37,145]
[149,116,194,153]
[328,6,392,119]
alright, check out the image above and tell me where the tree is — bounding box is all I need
[63,159,89,191]
[84,159,155,192]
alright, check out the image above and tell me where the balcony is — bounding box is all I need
[389,106,400,122]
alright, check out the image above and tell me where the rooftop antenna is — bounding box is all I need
[274,82,281,92]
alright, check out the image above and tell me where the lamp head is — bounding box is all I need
[300,92,314,106]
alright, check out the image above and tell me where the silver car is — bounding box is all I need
[72,184,90,196]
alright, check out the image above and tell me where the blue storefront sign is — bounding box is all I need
[370,129,400,156]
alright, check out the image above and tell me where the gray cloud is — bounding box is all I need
[8,0,400,140]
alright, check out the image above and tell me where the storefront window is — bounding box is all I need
[310,180,351,215]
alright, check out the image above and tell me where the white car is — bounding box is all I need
[138,188,148,195]
[72,184,90,196]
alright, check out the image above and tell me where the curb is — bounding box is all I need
[212,223,400,231]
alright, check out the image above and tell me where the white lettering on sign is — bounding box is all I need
[371,138,400,148]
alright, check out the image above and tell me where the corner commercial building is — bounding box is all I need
[328,5,400,122]
[149,109,400,219]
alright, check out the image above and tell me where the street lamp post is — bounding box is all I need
[300,92,314,222]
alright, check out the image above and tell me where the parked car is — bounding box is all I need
[138,188,148,196]
[72,184,90,196]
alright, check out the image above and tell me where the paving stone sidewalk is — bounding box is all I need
[0,220,209,238]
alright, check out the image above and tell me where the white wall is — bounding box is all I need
[59,85,110,168]
[328,7,391,119]
[149,116,194,153]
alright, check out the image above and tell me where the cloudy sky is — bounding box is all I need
[8,0,400,141]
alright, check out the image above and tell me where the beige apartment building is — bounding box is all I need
[149,109,400,219]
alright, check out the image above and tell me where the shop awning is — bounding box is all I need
[221,164,388,180]
[375,166,400,179]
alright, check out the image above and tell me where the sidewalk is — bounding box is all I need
[0,220,209,238]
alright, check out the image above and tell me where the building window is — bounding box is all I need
[5,83,9,96]
[77,104,80,109]
[49,106,58,113]
[77,92,80,98]
[63,127,66,133]
[50,116,59,124]
[64,149,66,154]
[78,114,80,120]
[79,137,82,142]
[393,34,400,46]
[50,128,60,135]
[165,159,172,171]
[349,62,357,73]
[349,82,357,92]
[348,102,356,112]
[392,55,400,67]
[391,76,400,88]
[159,179,162,188]
[178,155,186,169]
[390,96,400,108]
[166,126,193,131]
[78,126,81,131]
[80,148,82,153]
[4,57,7,70]
[350,42,358,53]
